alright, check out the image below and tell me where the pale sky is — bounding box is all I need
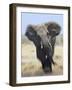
[21,12,63,35]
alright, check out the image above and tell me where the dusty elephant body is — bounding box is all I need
[25,22,61,73]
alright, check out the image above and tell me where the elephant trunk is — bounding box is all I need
[41,36,52,56]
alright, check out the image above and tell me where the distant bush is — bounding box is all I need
[21,34,63,45]
[56,35,63,46]
[21,35,32,44]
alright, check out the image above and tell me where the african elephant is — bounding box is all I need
[25,22,61,73]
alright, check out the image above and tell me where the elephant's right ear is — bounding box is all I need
[25,25,34,35]
[45,22,61,36]
[25,25,37,38]
[26,25,34,32]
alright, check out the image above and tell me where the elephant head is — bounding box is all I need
[25,22,61,73]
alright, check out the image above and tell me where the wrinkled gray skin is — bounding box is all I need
[25,22,61,73]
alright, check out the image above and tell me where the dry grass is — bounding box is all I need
[21,40,63,77]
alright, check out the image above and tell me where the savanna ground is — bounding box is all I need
[21,37,63,77]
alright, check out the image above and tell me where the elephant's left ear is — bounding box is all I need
[45,22,61,36]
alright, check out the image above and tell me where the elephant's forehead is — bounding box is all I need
[33,24,48,35]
